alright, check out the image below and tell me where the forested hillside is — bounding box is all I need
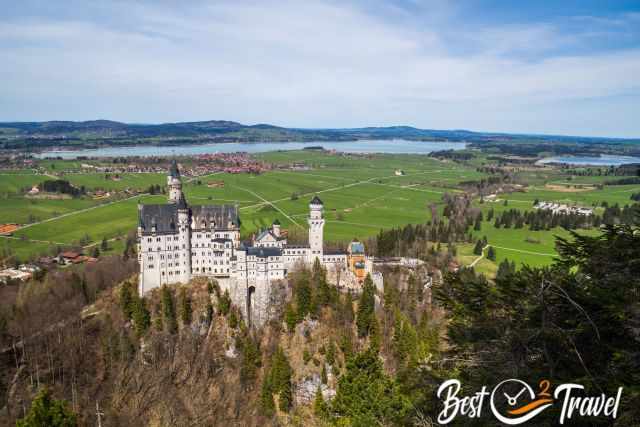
[1,220,638,426]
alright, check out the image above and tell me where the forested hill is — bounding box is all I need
[0,120,638,148]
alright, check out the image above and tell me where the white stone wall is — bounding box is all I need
[138,230,190,294]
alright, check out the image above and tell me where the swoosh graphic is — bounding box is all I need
[508,398,554,415]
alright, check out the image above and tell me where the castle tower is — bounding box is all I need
[176,192,192,284]
[308,195,324,258]
[167,159,183,203]
[272,219,281,238]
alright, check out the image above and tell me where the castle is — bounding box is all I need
[137,161,378,325]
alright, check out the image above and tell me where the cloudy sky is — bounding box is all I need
[1,0,639,137]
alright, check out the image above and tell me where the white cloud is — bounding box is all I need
[0,0,638,137]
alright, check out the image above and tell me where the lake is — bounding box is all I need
[537,155,640,166]
[34,139,467,159]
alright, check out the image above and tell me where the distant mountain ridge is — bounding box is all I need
[0,119,637,144]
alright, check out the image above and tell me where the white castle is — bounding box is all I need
[137,161,378,325]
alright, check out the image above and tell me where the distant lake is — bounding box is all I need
[34,139,467,159]
[537,155,640,166]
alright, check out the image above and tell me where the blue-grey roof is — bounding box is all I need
[310,195,323,205]
[247,247,282,258]
[139,204,178,234]
[350,241,365,254]
[191,205,239,229]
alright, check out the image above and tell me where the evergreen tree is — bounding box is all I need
[218,289,231,316]
[487,246,496,261]
[356,274,376,338]
[100,236,109,251]
[16,387,77,427]
[313,385,327,418]
[330,348,412,426]
[131,296,151,337]
[160,285,177,333]
[228,308,239,329]
[91,245,100,258]
[473,215,482,231]
[261,347,293,412]
[473,239,484,255]
[119,281,134,320]
[496,258,515,281]
[295,270,312,320]
[238,333,261,388]
[178,287,193,326]
[284,303,297,332]
[259,375,275,417]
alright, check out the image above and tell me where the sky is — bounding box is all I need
[1,0,639,138]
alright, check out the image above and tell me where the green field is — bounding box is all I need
[1,150,638,274]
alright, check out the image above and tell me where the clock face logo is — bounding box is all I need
[490,379,554,425]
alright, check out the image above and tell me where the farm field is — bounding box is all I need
[1,150,638,274]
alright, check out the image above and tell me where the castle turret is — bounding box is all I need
[176,192,192,284]
[308,195,324,259]
[168,159,183,204]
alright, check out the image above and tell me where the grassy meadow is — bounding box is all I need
[1,150,638,276]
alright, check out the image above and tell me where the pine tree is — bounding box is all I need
[487,246,496,261]
[313,385,327,418]
[343,292,355,324]
[16,387,77,427]
[238,334,261,388]
[132,296,151,337]
[295,270,312,320]
[356,274,376,338]
[218,289,231,316]
[473,239,484,255]
[100,236,109,251]
[474,215,482,231]
[178,287,192,326]
[284,303,298,332]
[259,375,275,416]
[228,308,239,329]
[161,285,177,333]
[330,348,412,426]
[119,281,134,320]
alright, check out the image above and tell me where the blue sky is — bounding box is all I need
[1,0,639,137]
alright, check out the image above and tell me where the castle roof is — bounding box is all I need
[138,204,178,233]
[349,241,365,254]
[176,192,188,210]
[310,195,323,205]
[247,246,282,258]
[191,205,239,229]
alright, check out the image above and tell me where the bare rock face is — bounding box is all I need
[294,374,335,405]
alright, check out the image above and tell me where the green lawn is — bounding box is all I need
[2,151,637,268]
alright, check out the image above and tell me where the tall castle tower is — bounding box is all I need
[175,191,192,284]
[308,195,324,258]
[168,159,183,203]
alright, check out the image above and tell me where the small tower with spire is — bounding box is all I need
[167,159,183,204]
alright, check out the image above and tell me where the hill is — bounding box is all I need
[1,120,638,150]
